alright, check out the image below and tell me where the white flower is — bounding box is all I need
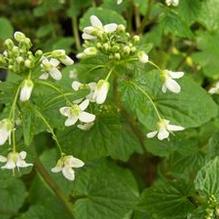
[51,49,74,66]
[40,57,62,80]
[72,81,97,102]
[161,70,184,93]
[138,51,149,64]
[165,0,179,6]
[20,79,34,102]
[51,155,84,181]
[117,0,123,4]
[0,119,13,145]
[77,122,94,130]
[82,15,118,40]
[60,99,96,127]
[209,81,219,94]
[0,151,33,170]
[146,119,184,141]
[93,80,110,104]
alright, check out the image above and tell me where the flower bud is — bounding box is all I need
[24,59,32,68]
[14,31,26,42]
[138,51,149,63]
[4,39,14,49]
[114,53,121,60]
[117,24,125,32]
[133,35,140,43]
[20,79,34,102]
[93,80,110,104]
[16,56,24,64]
[35,50,43,57]
[84,47,97,56]
[123,46,131,54]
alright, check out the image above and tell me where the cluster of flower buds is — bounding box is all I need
[77,15,149,64]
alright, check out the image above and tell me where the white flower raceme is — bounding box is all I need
[60,99,96,127]
[138,51,149,64]
[0,119,13,145]
[0,151,33,170]
[20,79,34,102]
[146,119,184,141]
[209,81,219,94]
[72,81,97,102]
[82,15,118,40]
[92,80,110,104]
[51,155,84,181]
[51,49,74,66]
[39,57,62,80]
[161,70,184,93]
[117,0,123,4]
[165,0,179,6]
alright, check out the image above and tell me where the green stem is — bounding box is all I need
[148,60,162,72]
[9,83,22,151]
[137,0,153,33]
[33,107,63,155]
[130,81,162,121]
[105,68,114,81]
[72,17,81,51]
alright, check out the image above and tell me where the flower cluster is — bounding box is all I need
[78,15,148,64]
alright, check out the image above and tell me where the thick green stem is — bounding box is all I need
[72,17,81,51]
[34,158,74,218]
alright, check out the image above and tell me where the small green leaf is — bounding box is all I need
[0,17,13,40]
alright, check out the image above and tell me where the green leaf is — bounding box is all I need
[194,156,219,201]
[72,160,140,219]
[0,17,13,40]
[119,69,217,130]
[57,110,142,162]
[193,31,219,79]
[79,7,127,30]
[198,0,219,31]
[0,177,27,219]
[138,180,195,219]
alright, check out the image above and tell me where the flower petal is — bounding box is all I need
[82,33,96,40]
[167,124,185,131]
[168,71,184,79]
[68,157,84,168]
[165,78,181,93]
[79,99,89,111]
[51,166,62,173]
[16,159,33,168]
[79,112,96,123]
[157,128,169,140]
[59,107,71,117]
[72,81,82,91]
[83,26,95,34]
[19,151,27,159]
[60,56,74,66]
[49,68,62,80]
[104,24,118,33]
[39,73,49,80]
[50,58,60,67]
[0,155,7,162]
[90,15,102,28]
[62,167,75,181]
[1,160,16,169]
[65,116,78,127]
[146,131,158,138]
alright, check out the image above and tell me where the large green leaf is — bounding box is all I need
[72,160,140,219]
[0,17,13,40]
[119,70,217,130]
[57,110,142,162]
[138,180,195,219]
[194,156,219,201]
[0,177,27,219]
